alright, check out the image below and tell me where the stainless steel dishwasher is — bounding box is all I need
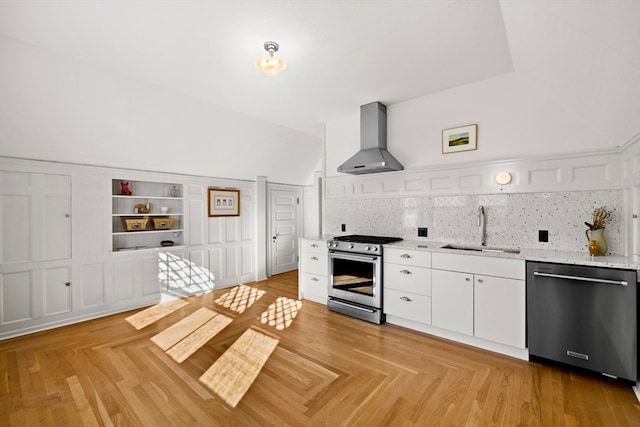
[527,261,638,382]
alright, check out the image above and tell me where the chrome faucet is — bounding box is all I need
[477,205,486,246]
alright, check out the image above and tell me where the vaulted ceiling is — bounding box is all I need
[1,0,638,144]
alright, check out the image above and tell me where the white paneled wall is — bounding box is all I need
[0,156,261,339]
[325,151,621,199]
[323,149,636,256]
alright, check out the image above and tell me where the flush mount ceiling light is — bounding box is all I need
[255,41,287,76]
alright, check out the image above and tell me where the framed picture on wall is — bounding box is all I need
[442,124,478,154]
[208,188,240,217]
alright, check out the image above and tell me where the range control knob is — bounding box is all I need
[349,244,354,249]
[372,246,378,252]
[364,246,371,251]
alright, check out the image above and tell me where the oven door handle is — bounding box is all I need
[329,253,378,263]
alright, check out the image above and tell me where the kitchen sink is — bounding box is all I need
[441,244,520,254]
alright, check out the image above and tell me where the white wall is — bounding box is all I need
[0,37,322,186]
[325,0,639,178]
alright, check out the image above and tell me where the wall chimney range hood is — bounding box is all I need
[337,102,404,175]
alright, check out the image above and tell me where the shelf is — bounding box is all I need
[113,244,187,254]
[112,195,183,201]
[112,179,184,252]
[112,213,184,217]
[113,229,183,237]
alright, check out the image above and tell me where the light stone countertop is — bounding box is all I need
[301,235,639,273]
[388,240,640,273]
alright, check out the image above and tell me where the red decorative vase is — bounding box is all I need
[121,181,132,196]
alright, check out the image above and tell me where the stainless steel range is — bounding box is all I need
[327,235,402,324]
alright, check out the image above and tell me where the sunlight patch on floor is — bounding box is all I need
[151,307,219,350]
[125,298,189,330]
[199,327,279,408]
[260,296,303,330]
[166,313,233,363]
[214,285,266,314]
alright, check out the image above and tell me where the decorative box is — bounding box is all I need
[123,218,149,231]
[152,217,173,230]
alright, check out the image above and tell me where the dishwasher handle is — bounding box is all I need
[533,271,628,287]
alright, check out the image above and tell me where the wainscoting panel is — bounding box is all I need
[141,254,160,296]
[78,177,107,256]
[208,217,223,244]
[528,167,561,187]
[325,151,622,200]
[111,258,136,301]
[241,197,253,242]
[80,262,105,309]
[189,199,205,246]
[241,244,253,276]
[208,248,223,283]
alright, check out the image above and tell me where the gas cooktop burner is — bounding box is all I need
[333,235,403,244]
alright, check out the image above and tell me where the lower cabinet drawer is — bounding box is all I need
[384,264,431,295]
[300,253,328,276]
[384,288,431,324]
[300,272,328,301]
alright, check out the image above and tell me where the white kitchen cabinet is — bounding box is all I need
[474,275,525,348]
[112,179,184,252]
[298,238,328,304]
[431,269,474,336]
[383,248,432,324]
[431,252,526,348]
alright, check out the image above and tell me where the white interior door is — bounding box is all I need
[269,186,300,276]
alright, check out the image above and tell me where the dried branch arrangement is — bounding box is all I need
[585,206,614,230]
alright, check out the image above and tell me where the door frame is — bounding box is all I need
[266,183,303,277]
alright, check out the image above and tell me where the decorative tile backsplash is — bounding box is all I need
[324,190,623,254]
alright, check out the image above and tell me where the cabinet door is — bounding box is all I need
[1,172,71,264]
[43,267,71,317]
[1,267,71,325]
[474,275,526,348]
[431,269,473,336]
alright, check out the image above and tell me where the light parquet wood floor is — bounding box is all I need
[1,270,639,426]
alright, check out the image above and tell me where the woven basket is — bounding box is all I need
[152,217,173,230]
[123,218,149,231]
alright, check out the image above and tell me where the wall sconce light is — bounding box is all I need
[496,171,512,186]
[255,41,287,76]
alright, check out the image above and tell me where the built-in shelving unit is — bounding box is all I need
[111,179,184,252]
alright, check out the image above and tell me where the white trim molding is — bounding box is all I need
[325,150,623,199]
